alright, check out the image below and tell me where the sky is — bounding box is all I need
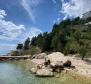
[0,0,91,55]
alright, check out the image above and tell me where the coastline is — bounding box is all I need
[0,53,91,84]
[25,52,91,78]
[0,52,91,78]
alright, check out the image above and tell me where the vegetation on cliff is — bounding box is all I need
[14,17,91,59]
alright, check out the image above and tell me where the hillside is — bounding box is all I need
[15,17,91,59]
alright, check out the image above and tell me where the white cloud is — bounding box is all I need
[0,9,42,41]
[53,17,61,24]
[21,0,41,21]
[22,27,42,41]
[61,0,91,18]
[0,9,7,19]
[0,26,42,55]
[0,9,43,55]
[29,27,42,38]
[0,9,25,40]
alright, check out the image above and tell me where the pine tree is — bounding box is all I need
[24,37,30,50]
[16,44,23,50]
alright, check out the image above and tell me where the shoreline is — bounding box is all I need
[0,52,91,78]
[29,52,91,78]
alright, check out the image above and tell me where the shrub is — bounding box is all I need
[22,46,41,55]
[11,51,20,56]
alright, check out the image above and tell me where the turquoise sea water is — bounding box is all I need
[0,61,61,84]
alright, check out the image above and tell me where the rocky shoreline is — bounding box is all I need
[27,52,91,78]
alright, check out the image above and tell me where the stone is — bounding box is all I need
[36,69,54,77]
[63,60,72,68]
[47,52,66,63]
[30,68,37,74]
[36,53,47,59]
[44,59,51,67]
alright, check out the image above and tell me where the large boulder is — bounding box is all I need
[47,52,66,63]
[36,69,54,77]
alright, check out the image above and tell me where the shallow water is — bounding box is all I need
[0,61,61,84]
[0,60,91,84]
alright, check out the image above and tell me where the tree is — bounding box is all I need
[41,32,52,51]
[11,51,20,56]
[16,44,23,50]
[51,34,62,51]
[65,36,80,54]
[24,37,30,50]
[15,17,91,57]
[79,46,87,60]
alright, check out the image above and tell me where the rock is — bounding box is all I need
[63,60,72,68]
[36,53,47,59]
[37,64,43,69]
[55,61,63,66]
[50,62,64,72]
[55,74,60,78]
[47,52,65,63]
[44,59,51,67]
[30,68,37,74]
[36,69,54,77]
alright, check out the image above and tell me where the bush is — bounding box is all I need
[22,46,41,55]
[79,46,87,60]
[11,51,20,56]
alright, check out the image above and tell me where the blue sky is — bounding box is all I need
[0,0,91,55]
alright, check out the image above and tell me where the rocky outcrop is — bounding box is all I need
[30,52,75,77]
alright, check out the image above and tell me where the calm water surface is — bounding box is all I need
[0,61,60,84]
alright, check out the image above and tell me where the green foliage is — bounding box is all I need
[51,33,62,51]
[22,46,41,55]
[79,46,87,60]
[16,44,23,50]
[11,51,20,56]
[16,17,91,58]
[29,46,41,55]
[65,37,80,54]
[24,37,30,50]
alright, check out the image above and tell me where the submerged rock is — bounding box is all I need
[30,68,37,74]
[36,69,54,77]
